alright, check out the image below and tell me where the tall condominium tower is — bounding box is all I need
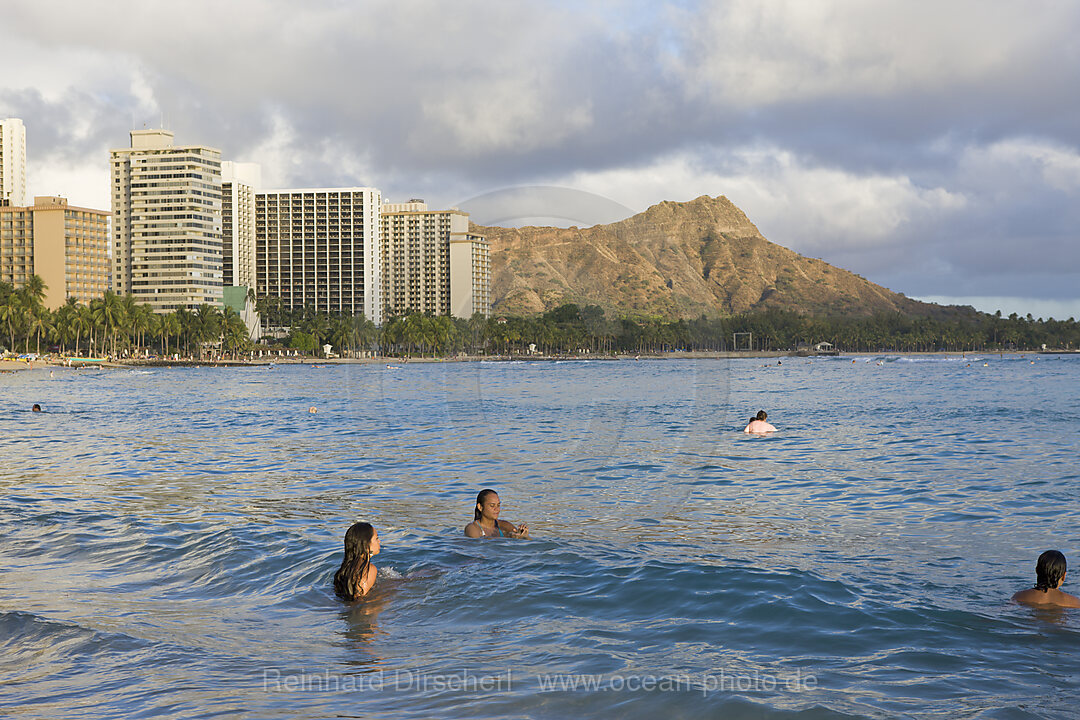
[381,200,490,319]
[255,188,382,324]
[0,196,110,309]
[449,230,491,319]
[0,118,28,207]
[221,161,260,291]
[110,129,222,312]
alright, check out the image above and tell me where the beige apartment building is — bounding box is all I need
[449,230,491,319]
[0,196,110,309]
[1,118,28,207]
[110,129,222,312]
[381,200,490,319]
[221,161,260,291]
[256,188,383,324]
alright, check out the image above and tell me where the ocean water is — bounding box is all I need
[2,354,1079,719]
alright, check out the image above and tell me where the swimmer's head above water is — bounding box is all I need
[1035,550,1067,592]
[744,410,776,434]
[334,522,380,601]
[474,488,499,521]
[467,489,529,539]
[1012,549,1080,608]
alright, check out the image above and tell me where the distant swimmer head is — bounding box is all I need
[475,488,500,521]
[334,522,380,601]
[755,410,768,421]
[31,404,41,412]
[1035,550,1067,592]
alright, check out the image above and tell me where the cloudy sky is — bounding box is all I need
[2,0,1078,318]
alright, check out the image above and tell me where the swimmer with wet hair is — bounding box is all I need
[333,522,381,601]
[1012,550,1080,608]
[31,404,42,412]
[743,410,777,434]
[465,489,529,539]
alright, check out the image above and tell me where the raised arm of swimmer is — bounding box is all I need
[465,489,529,539]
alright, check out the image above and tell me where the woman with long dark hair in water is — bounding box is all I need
[465,489,529,539]
[1013,550,1080,608]
[334,522,381,600]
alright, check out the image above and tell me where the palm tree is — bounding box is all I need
[14,276,47,353]
[22,274,47,308]
[301,310,331,356]
[0,287,21,352]
[28,309,53,354]
[146,312,163,356]
[328,314,356,357]
[221,307,249,358]
[92,291,126,358]
[130,302,154,357]
[193,304,222,358]
[160,312,181,357]
[52,301,75,354]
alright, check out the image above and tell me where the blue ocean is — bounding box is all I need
[2,355,1079,718]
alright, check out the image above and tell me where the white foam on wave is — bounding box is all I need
[378,566,404,580]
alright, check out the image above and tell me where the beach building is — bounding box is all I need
[0,196,110,309]
[0,118,28,207]
[381,199,491,319]
[221,161,260,291]
[255,188,383,324]
[110,129,223,313]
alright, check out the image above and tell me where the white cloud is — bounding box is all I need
[958,139,1080,194]
[28,157,109,211]
[561,147,964,253]
[417,82,593,156]
[676,0,1073,106]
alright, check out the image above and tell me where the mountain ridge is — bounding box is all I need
[474,194,945,319]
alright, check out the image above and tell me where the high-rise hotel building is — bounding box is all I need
[0,118,28,207]
[381,200,490,318]
[0,196,110,309]
[255,188,382,324]
[449,229,491,319]
[221,161,260,291]
[110,129,222,312]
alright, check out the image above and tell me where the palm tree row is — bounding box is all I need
[1,277,252,359]
[6,277,1078,360]
[375,304,1080,356]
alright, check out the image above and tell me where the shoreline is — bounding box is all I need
[3,348,1075,371]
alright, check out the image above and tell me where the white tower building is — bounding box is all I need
[221,161,260,291]
[0,118,28,207]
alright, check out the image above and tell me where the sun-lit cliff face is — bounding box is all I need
[477,194,935,318]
